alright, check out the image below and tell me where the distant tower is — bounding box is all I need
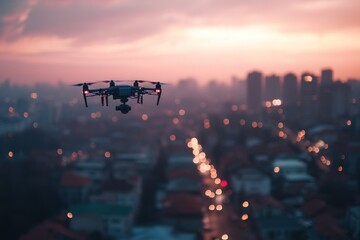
[318,84,333,122]
[247,71,263,115]
[282,73,298,107]
[265,74,281,101]
[282,73,298,122]
[300,72,318,126]
[321,69,333,86]
[332,81,350,118]
[231,76,246,103]
[177,78,198,99]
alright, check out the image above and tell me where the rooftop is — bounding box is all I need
[70,203,132,217]
[273,159,306,168]
[20,220,85,240]
[60,171,91,187]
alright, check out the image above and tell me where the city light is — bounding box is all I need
[172,117,180,125]
[141,114,149,121]
[304,75,313,82]
[179,109,186,116]
[8,151,14,158]
[57,148,63,155]
[193,149,200,155]
[220,180,228,188]
[209,204,215,211]
[104,151,111,158]
[198,152,206,159]
[278,131,285,138]
[241,214,249,221]
[67,212,73,219]
[190,138,198,145]
[169,134,176,141]
[242,201,249,208]
[215,178,221,184]
[205,190,212,196]
[223,118,230,125]
[274,166,280,173]
[30,92,38,99]
[221,234,229,240]
[272,99,282,106]
[111,116,118,123]
[203,118,210,129]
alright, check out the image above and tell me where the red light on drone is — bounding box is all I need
[155,89,161,93]
[220,180,228,188]
[83,90,90,94]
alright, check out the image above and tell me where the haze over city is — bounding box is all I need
[1,0,360,85]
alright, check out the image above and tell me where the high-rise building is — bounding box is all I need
[247,71,263,115]
[231,76,246,103]
[282,73,298,122]
[318,68,334,122]
[321,69,333,86]
[332,81,350,118]
[318,84,333,122]
[282,73,298,107]
[300,72,318,126]
[265,74,281,101]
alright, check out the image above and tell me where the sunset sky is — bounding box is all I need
[0,0,360,85]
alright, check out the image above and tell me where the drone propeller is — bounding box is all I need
[72,82,98,86]
[135,80,168,85]
[155,83,162,106]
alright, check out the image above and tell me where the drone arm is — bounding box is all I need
[83,92,88,107]
[156,90,161,105]
[156,93,161,105]
[137,92,141,104]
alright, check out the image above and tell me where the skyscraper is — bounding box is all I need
[321,69,333,86]
[282,73,298,107]
[282,73,298,122]
[318,83,333,122]
[300,72,318,126]
[247,71,263,115]
[265,74,281,101]
[332,81,350,118]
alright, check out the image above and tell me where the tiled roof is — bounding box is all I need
[163,192,202,217]
[102,180,134,193]
[20,220,85,240]
[70,203,132,217]
[60,171,90,187]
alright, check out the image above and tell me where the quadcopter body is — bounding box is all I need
[73,80,163,114]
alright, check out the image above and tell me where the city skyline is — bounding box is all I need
[1,0,360,85]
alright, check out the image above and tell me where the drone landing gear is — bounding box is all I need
[115,98,131,114]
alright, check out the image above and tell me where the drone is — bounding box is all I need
[72,80,164,114]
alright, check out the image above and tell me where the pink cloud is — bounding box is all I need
[0,0,359,44]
